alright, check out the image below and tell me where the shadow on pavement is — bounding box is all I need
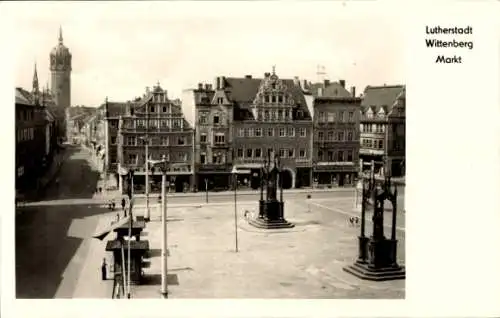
[15,204,110,299]
[142,273,179,286]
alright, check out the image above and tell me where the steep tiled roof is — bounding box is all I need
[361,85,405,113]
[224,76,312,121]
[15,88,33,105]
[309,81,351,98]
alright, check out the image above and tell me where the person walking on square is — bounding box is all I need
[101,258,107,280]
[121,198,126,211]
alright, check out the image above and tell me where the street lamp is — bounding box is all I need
[126,168,134,299]
[231,166,240,253]
[149,154,168,298]
[139,136,150,222]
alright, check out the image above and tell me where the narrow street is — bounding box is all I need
[15,146,109,298]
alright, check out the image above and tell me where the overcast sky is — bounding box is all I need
[7,1,405,107]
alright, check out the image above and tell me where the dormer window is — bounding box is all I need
[217,97,223,104]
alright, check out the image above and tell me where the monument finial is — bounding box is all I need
[58,26,63,44]
[272,65,276,75]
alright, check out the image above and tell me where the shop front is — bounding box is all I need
[313,163,357,188]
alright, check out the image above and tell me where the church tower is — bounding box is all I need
[49,26,71,109]
[32,62,39,105]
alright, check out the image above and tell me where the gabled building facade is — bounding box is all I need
[184,69,314,190]
[312,96,361,187]
[359,85,406,177]
[112,83,195,194]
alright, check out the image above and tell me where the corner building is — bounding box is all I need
[359,85,405,177]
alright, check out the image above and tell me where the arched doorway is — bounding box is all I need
[281,169,293,189]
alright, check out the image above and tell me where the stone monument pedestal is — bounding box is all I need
[248,199,294,229]
[343,237,405,281]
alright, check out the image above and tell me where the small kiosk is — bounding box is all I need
[106,239,150,285]
[113,220,146,241]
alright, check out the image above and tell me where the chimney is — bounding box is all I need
[207,84,212,90]
[293,76,300,86]
[205,84,210,90]
[145,86,150,94]
[302,80,308,89]
[324,79,330,87]
[198,83,203,90]
[214,77,219,90]
[220,76,225,89]
[351,86,356,97]
[339,80,346,88]
[264,72,271,78]
[317,87,323,97]
[245,75,252,79]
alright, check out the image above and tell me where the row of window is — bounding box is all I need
[361,138,384,149]
[122,135,188,146]
[361,123,386,133]
[317,111,355,123]
[200,152,227,164]
[126,152,188,164]
[17,128,34,142]
[316,150,354,162]
[122,118,184,130]
[317,130,355,142]
[17,109,35,122]
[199,113,224,125]
[237,127,307,138]
[236,148,308,159]
[256,108,298,122]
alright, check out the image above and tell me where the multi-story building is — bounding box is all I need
[312,95,361,187]
[359,85,406,177]
[184,69,313,190]
[182,82,234,191]
[112,83,195,194]
[309,79,353,99]
[50,27,72,141]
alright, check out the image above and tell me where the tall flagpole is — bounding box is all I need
[127,172,133,298]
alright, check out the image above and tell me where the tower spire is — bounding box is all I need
[58,25,63,44]
[32,61,39,90]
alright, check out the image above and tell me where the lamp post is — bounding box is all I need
[126,169,134,299]
[139,136,150,222]
[149,155,168,298]
[204,178,209,203]
[231,166,239,253]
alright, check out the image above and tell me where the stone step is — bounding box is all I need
[343,262,406,281]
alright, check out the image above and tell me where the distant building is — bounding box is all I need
[312,95,361,187]
[65,106,96,144]
[309,79,353,98]
[359,85,405,177]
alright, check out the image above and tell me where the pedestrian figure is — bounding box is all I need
[116,212,120,222]
[98,187,102,193]
[101,258,107,280]
[111,200,116,210]
[121,198,126,211]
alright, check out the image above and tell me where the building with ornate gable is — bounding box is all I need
[103,83,195,194]
[183,68,314,190]
[359,85,405,177]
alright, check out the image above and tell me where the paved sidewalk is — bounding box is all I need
[72,212,118,298]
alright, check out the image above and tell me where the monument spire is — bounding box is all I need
[58,25,63,44]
